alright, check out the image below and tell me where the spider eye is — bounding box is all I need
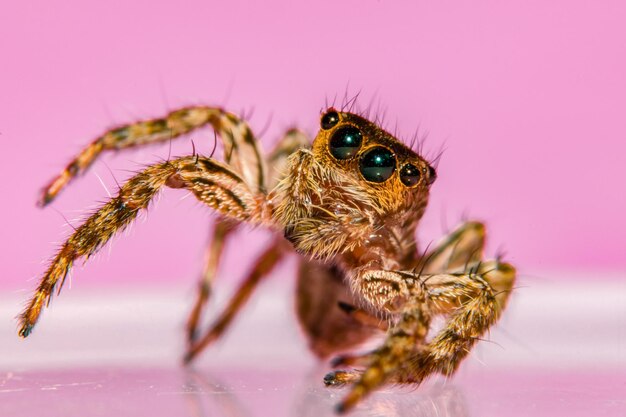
[427,165,437,185]
[359,146,396,183]
[329,126,362,160]
[400,163,421,187]
[321,110,340,130]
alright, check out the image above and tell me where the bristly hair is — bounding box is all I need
[323,89,445,167]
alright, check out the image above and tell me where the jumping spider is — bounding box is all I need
[19,104,516,413]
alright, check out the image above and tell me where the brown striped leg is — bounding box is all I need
[40,106,266,205]
[183,238,287,364]
[331,296,431,413]
[185,128,308,345]
[265,128,310,189]
[328,261,515,413]
[329,261,515,413]
[322,269,428,412]
[185,219,238,344]
[19,156,266,338]
[402,260,516,381]
[421,221,486,274]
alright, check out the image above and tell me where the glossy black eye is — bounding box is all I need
[359,147,396,183]
[427,165,437,185]
[321,111,340,130]
[400,163,421,187]
[329,126,362,160]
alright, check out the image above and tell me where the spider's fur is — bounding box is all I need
[18,104,515,414]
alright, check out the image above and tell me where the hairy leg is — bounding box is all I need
[19,156,266,337]
[326,269,430,413]
[422,221,485,274]
[266,128,310,189]
[400,261,515,382]
[186,219,238,344]
[40,106,266,205]
[327,259,515,413]
[185,128,308,345]
[184,238,287,363]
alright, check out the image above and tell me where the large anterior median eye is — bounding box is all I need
[329,126,363,160]
[359,146,396,183]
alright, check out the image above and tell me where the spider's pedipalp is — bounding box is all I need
[19,156,266,338]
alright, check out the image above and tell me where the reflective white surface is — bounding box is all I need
[2,278,625,416]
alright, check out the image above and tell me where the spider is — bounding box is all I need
[18,103,516,413]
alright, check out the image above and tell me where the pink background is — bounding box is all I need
[1,1,625,292]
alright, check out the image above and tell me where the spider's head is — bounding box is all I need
[274,108,437,260]
[311,108,437,217]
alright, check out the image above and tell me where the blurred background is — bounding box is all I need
[0,1,625,416]
[1,0,625,290]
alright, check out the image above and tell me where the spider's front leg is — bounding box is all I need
[326,269,431,412]
[329,258,515,413]
[422,221,515,312]
[422,221,486,273]
[327,222,485,370]
[18,156,267,337]
[411,260,516,378]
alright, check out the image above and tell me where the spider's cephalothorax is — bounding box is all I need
[19,104,515,414]
[274,110,435,267]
